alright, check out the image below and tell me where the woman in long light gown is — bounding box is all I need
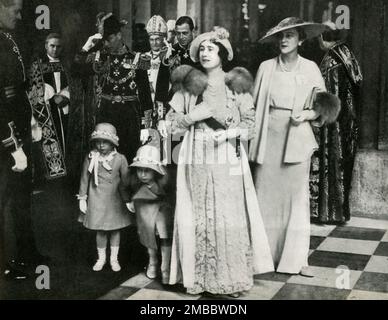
[249,17,338,276]
[166,27,274,297]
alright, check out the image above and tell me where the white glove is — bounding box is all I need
[188,102,213,122]
[140,129,150,145]
[82,33,103,52]
[212,128,240,144]
[11,148,27,172]
[79,199,87,214]
[157,120,168,138]
[126,202,135,213]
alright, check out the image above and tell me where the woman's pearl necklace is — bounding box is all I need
[279,55,300,72]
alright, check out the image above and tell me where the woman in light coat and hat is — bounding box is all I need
[167,27,274,297]
[249,17,340,276]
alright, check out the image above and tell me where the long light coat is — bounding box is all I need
[248,56,326,164]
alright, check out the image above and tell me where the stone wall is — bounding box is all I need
[350,150,388,219]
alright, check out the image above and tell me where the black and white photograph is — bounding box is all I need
[0,0,388,306]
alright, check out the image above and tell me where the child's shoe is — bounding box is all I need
[93,258,106,271]
[146,263,158,279]
[110,260,121,272]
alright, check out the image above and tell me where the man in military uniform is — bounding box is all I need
[171,16,197,69]
[0,0,43,280]
[145,15,170,140]
[78,14,154,163]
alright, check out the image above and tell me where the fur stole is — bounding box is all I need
[171,65,253,96]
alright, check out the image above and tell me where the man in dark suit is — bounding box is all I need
[171,16,197,69]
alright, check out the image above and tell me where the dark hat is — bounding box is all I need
[102,15,127,39]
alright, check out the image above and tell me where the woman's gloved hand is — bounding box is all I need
[212,128,240,144]
[290,110,318,126]
[186,102,213,123]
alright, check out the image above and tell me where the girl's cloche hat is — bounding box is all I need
[130,130,166,176]
[90,123,119,147]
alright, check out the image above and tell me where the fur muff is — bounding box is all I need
[171,65,208,96]
[225,67,254,94]
[313,92,341,124]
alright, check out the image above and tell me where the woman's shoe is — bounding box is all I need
[145,264,158,279]
[299,266,314,278]
[110,260,121,272]
[92,258,106,271]
[228,292,242,298]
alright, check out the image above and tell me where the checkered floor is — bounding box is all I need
[99,217,388,300]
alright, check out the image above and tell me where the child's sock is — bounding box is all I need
[110,246,121,272]
[93,247,106,271]
[145,248,158,279]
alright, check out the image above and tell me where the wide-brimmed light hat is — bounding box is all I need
[259,17,329,43]
[190,26,233,63]
[130,131,166,176]
[90,123,119,147]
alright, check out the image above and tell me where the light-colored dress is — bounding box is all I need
[249,56,326,274]
[78,151,132,231]
[168,69,274,294]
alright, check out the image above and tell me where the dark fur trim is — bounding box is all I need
[313,92,341,124]
[183,68,208,96]
[171,65,208,95]
[171,66,254,96]
[171,65,193,93]
[225,67,253,94]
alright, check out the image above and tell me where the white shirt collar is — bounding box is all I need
[47,54,60,62]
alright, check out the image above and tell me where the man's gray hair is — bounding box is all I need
[45,33,62,43]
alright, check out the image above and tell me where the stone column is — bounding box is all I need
[119,0,133,49]
[134,0,151,24]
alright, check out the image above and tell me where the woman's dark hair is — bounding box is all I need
[215,42,229,67]
[175,16,195,31]
[295,27,307,41]
[197,41,230,70]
